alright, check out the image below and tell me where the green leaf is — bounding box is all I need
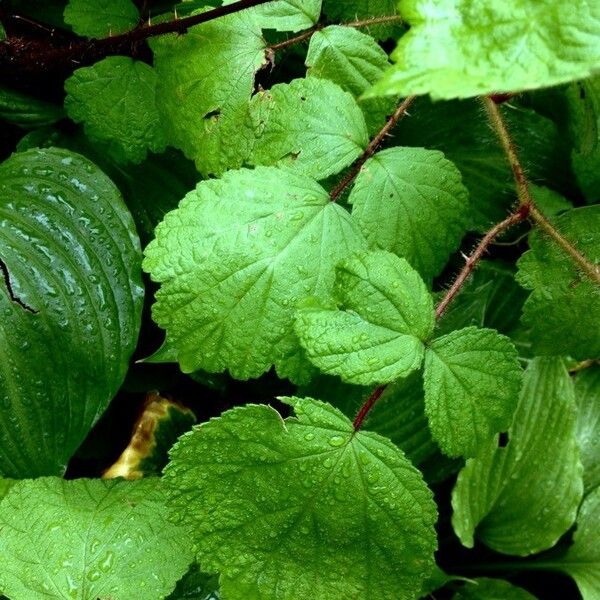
[163,397,438,600]
[516,206,600,360]
[0,477,192,600]
[451,358,583,555]
[0,148,143,476]
[423,327,521,458]
[64,57,166,164]
[249,78,369,179]
[64,0,139,37]
[295,250,433,385]
[575,367,600,493]
[348,147,470,282]
[452,578,536,600]
[305,26,395,135]
[369,0,600,100]
[322,0,402,39]
[0,85,64,128]
[227,0,322,32]
[556,485,600,600]
[143,166,366,382]
[151,10,267,175]
[530,184,572,218]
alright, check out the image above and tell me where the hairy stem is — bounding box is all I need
[352,385,386,430]
[330,96,416,202]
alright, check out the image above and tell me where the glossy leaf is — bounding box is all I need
[143,166,366,383]
[295,250,433,385]
[0,477,192,600]
[574,367,600,493]
[0,86,64,128]
[0,148,143,476]
[163,397,437,600]
[451,358,583,555]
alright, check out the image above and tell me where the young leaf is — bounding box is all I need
[143,166,366,382]
[64,0,139,37]
[348,147,470,281]
[295,250,433,385]
[423,327,521,458]
[369,0,600,100]
[249,78,369,179]
[452,578,536,600]
[65,57,166,164]
[0,477,192,600]
[229,0,322,32]
[516,205,600,360]
[451,358,583,555]
[305,26,395,134]
[0,148,143,476]
[150,11,267,175]
[322,0,402,39]
[0,85,64,128]
[163,397,437,600]
[574,367,600,493]
[555,485,600,600]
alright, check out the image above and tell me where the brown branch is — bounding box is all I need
[330,96,416,202]
[270,24,322,51]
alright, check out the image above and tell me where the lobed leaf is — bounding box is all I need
[163,397,437,600]
[64,0,139,37]
[227,0,322,32]
[451,358,583,555]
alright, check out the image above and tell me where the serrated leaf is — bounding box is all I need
[369,0,600,100]
[226,0,322,32]
[64,0,139,37]
[163,397,437,600]
[305,26,395,134]
[423,327,521,458]
[0,148,143,476]
[575,367,600,493]
[0,85,64,128]
[516,206,600,360]
[64,56,166,164]
[348,147,470,281]
[295,250,433,385]
[555,485,600,600]
[151,10,267,175]
[143,166,366,382]
[249,78,369,179]
[322,0,402,40]
[452,578,536,600]
[451,358,583,555]
[0,477,192,600]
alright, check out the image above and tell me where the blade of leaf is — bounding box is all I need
[64,0,139,37]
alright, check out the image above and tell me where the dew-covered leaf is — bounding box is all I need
[369,0,600,100]
[143,166,366,383]
[295,250,433,385]
[163,397,437,600]
[574,367,600,493]
[423,327,521,458]
[249,78,369,179]
[150,10,267,175]
[64,57,166,164]
[348,147,470,282]
[64,0,139,37]
[451,358,583,555]
[0,477,192,600]
[516,206,600,360]
[0,148,143,476]
[305,26,395,134]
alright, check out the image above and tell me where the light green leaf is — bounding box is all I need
[348,147,470,282]
[322,0,402,39]
[0,148,143,477]
[575,367,600,493]
[0,477,192,600]
[151,10,267,175]
[0,85,64,128]
[423,327,521,458]
[64,0,139,37]
[163,397,437,600]
[556,485,600,600]
[144,166,366,382]
[452,578,536,600]
[305,26,395,134]
[516,206,600,360]
[451,358,583,555]
[65,57,166,164]
[295,250,433,385]
[249,78,369,179]
[226,0,321,32]
[369,0,600,100]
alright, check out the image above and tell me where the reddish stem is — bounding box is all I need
[353,386,386,430]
